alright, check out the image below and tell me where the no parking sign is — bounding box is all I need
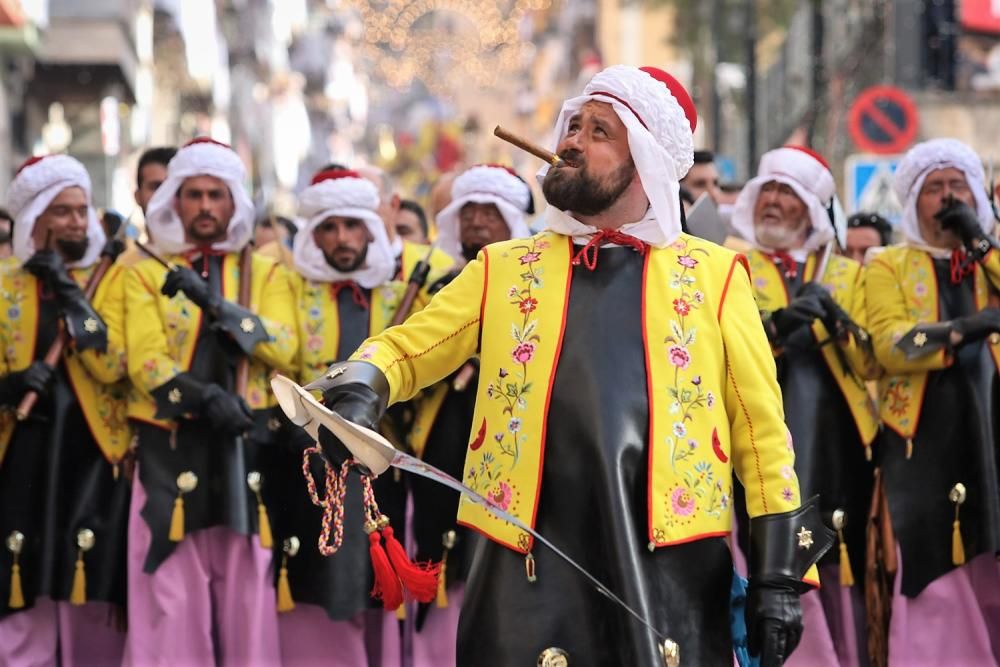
[848,86,919,155]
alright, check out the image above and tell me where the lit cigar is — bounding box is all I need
[493,126,564,167]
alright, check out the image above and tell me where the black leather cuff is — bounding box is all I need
[895,323,951,359]
[303,360,390,402]
[213,301,271,355]
[62,301,109,353]
[151,372,208,419]
[749,496,834,589]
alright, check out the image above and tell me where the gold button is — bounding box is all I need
[913,332,928,347]
[168,388,182,404]
[246,471,263,493]
[538,648,569,667]
[240,317,256,333]
[797,526,814,549]
[76,528,95,551]
[283,536,301,557]
[6,531,24,554]
[177,471,199,493]
[83,318,99,333]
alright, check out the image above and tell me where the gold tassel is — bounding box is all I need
[838,533,855,587]
[257,501,273,549]
[276,556,295,613]
[70,551,86,606]
[905,438,913,460]
[435,553,449,608]
[395,603,407,620]
[8,561,24,609]
[952,519,966,566]
[525,552,536,583]
[169,496,185,542]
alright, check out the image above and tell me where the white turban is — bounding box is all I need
[435,165,533,262]
[7,155,106,269]
[538,64,697,247]
[144,138,255,255]
[731,146,837,260]
[893,138,994,246]
[293,170,395,288]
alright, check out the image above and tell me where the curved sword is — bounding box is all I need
[270,374,680,665]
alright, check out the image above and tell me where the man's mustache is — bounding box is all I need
[556,150,584,169]
[195,214,219,224]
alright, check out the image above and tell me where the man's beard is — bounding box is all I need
[0,224,10,244]
[187,215,228,244]
[755,221,806,250]
[324,244,368,273]
[542,151,635,216]
[461,243,482,262]
[56,237,89,262]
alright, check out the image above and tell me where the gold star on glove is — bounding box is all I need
[796,526,814,549]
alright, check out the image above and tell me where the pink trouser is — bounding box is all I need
[888,550,1000,666]
[409,586,463,667]
[785,564,862,667]
[122,468,280,667]
[278,603,401,667]
[0,597,125,667]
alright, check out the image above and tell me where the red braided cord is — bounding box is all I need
[302,447,351,556]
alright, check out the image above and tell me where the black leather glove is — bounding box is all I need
[24,250,108,352]
[305,361,390,466]
[101,237,126,261]
[201,383,254,436]
[746,497,834,667]
[161,266,219,312]
[936,196,993,259]
[952,308,1000,344]
[427,269,461,295]
[0,361,56,407]
[765,289,826,341]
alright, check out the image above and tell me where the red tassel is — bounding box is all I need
[382,525,441,603]
[368,531,404,610]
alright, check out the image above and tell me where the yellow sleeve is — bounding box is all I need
[76,264,128,384]
[348,253,484,404]
[124,264,182,397]
[719,259,801,519]
[981,248,1000,290]
[836,264,882,381]
[250,259,298,374]
[865,256,950,374]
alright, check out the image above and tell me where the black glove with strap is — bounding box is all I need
[746,496,834,667]
[23,250,108,352]
[304,361,390,467]
[895,308,1000,359]
[150,372,254,436]
[936,196,993,260]
[764,288,827,343]
[160,266,269,355]
[0,361,56,407]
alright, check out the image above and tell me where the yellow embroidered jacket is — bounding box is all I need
[866,245,1000,441]
[747,250,881,449]
[125,253,298,426]
[0,263,130,467]
[398,240,455,285]
[352,232,809,558]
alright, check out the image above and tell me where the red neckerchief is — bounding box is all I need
[182,246,227,278]
[330,280,369,310]
[765,251,799,280]
[571,229,648,271]
[950,248,976,285]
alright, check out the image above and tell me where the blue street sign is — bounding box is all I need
[844,154,902,225]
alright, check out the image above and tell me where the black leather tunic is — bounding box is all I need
[456,247,732,667]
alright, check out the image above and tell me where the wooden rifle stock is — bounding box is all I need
[235,244,253,396]
[16,255,115,420]
[389,245,435,328]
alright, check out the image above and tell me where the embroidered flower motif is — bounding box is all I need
[720,494,730,510]
[693,290,704,304]
[914,282,928,297]
[754,277,768,289]
[512,342,536,364]
[508,418,521,433]
[494,432,504,443]
[518,297,538,314]
[498,368,509,378]
[667,345,691,370]
[534,241,550,250]
[785,430,795,452]
[671,239,688,252]
[487,383,495,397]
[692,375,702,386]
[672,422,687,438]
[519,252,540,265]
[677,255,699,269]
[359,344,378,360]
[508,286,519,298]
[307,336,323,353]
[782,487,795,502]
[687,439,698,450]
[308,307,321,319]
[780,465,794,480]
[7,307,19,319]
[706,391,715,409]
[488,481,513,510]
[673,298,691,316]
[669,401,681,414]
[671,487,696,516]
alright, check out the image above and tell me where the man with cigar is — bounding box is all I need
[730,146,879,666]
[122,138,297,666]
[866,138,1000,665]
[306,65,830,666]
[265,168,409,666]
[0,155,130,665]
